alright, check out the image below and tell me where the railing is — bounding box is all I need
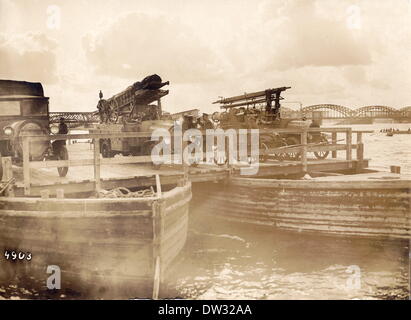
[19,131,187,196]
[5,127,371,196]
[256,127,370,173]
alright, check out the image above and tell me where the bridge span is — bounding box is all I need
[282,104,411,122]
[49,112,100,128]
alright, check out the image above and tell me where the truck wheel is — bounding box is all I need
[314,150,329,159]
[285,136,302,161]
[313,136,330,160]
[57,146,69,177]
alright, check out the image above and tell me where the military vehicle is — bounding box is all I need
[0,80,68,180]
[91,75,174,168]
[212,87,330,161]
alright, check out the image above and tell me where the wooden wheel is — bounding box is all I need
[285,136,301,161]
[313,135,330,160]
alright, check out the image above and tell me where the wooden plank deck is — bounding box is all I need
[9,143,369,196]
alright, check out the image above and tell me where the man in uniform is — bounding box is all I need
[197,113,214,130]
[53,118,68,154]
[59,117,69,135]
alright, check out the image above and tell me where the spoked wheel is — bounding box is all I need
[285,136,301,161]
[313,136,330,160]
[273,151,286,161]
[57,145,69,177]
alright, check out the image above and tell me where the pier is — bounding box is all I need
[1,127,371,197]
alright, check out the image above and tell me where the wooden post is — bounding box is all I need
[152,256,161,300]
[93,138,101,193]
[356,132,364,161]
[40,189,50,199]
[23,137,31,196]
[301,130,308,173]
[331,132,337,158]
[155,174,162,198]
[151,200,163,299]
[346,128,352,161]
[56,188,65,199]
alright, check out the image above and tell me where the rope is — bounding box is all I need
[98,186,155,198]
[0,178,15,196]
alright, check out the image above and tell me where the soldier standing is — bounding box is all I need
[52,117,68,153]
[200,113,214,130]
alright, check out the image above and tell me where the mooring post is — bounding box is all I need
[93,138,101,192]
[22,137,31,196]
[301,130,308,173]
[355,132,364,173]
[346,128,352,161]
[331,132,337,158]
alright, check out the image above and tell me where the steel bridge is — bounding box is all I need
[282,104,411,121]
[49,112,100,128]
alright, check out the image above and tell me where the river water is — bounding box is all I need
[0,123,410,300]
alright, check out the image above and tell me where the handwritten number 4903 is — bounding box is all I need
[4,250,32,261]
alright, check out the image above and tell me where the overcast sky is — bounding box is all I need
[0,0,410,113]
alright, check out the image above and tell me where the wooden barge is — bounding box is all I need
[191,173,410,239]
[0,177,191,299]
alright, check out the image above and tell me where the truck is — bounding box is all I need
[212,87,330,161]
[91,75,174,168]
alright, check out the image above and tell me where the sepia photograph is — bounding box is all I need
[0,0,410,305]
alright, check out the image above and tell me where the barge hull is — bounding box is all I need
[0,183,191,299]
[192,177,410,239]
